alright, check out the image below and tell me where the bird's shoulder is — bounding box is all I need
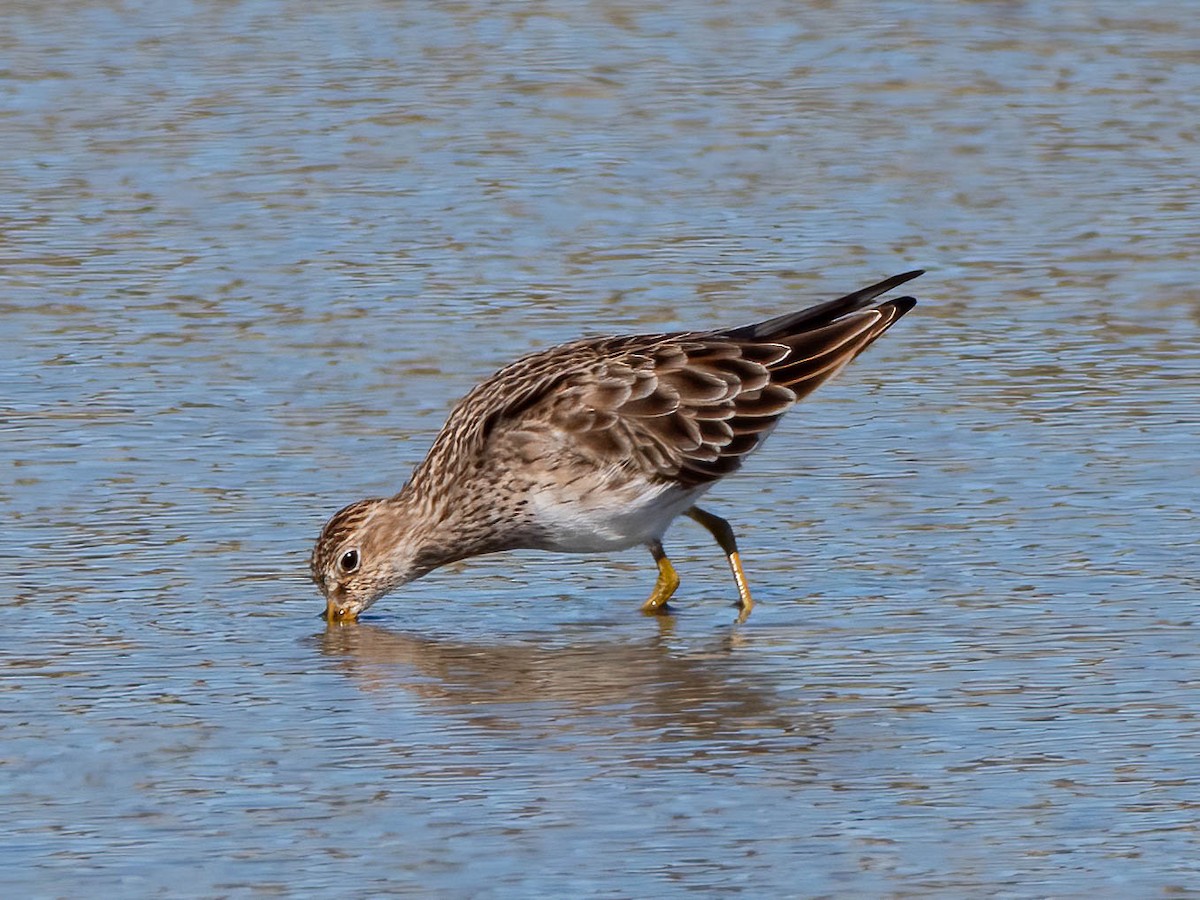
[438,331,794,485]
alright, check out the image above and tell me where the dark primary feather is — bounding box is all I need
[408,272,921,494]
[723,269,923,340]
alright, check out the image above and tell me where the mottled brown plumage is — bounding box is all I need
[312,270,921,622]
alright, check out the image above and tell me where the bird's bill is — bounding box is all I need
[324,597,358,622]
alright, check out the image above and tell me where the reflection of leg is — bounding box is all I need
[641,540,680,615]
[687,506,755,622]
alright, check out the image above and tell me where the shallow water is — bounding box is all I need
[3,1,1199,895]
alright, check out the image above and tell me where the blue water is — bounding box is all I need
[3,1,1199,895]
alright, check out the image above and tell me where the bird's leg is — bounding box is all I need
[687,506,755,623]
[641,540,680,615]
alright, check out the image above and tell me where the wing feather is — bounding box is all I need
[415,275,919,495]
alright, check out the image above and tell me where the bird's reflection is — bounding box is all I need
[314,620,823,750]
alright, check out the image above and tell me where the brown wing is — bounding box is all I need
[543,295,913,486]
[542,336,789,485]
[415,273,919,492]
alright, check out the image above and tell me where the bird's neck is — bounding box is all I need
[388,476,510,572]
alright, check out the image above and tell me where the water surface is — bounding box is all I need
[3,1,1199,895]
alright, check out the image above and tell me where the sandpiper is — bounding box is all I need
[312,270,921,623]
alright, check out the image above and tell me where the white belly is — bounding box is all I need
[528,476,709,553]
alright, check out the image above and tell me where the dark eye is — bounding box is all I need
[338,549,360,574]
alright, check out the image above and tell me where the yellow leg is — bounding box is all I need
[641,540,680,615]
[687,506,755,623]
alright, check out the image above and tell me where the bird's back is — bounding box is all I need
[405,271,920,496]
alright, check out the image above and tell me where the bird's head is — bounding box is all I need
[310,497,434,621]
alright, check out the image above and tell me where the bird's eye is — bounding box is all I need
[338,549,360,574]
